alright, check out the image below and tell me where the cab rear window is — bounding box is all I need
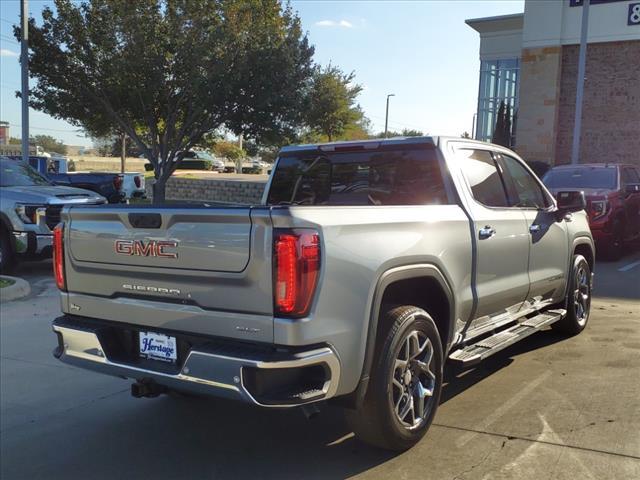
[267,147,449,206]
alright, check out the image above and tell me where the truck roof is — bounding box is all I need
[279,136,502,154]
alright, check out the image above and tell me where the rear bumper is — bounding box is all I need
[52,315,340,407]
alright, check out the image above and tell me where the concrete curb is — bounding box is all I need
[0,275,31,303]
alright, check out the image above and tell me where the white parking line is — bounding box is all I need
[618,260,640,272]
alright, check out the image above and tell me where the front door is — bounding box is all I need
[621,166,640,239]
[455,148,531,319]
[497,153,569,304]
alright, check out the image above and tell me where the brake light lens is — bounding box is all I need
[134,175,141,188]
[53,224,66,291]
[273,229,320,317]
[114,175,123,191]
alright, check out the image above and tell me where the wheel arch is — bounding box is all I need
[336,264,455,409]
[573,237,595,272]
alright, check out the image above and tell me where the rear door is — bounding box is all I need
[454,148,530,319]
[497,153,569,305]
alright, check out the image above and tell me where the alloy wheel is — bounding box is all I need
[574,265,591,326]
[391,330,436,430]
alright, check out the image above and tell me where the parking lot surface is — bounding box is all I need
[1,253,639,479]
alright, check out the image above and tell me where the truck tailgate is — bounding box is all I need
[61,205,275,342]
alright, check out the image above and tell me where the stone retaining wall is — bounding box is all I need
[145,177,267,204]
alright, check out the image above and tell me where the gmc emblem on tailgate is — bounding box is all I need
[114,240,178,258]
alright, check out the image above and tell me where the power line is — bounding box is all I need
[8,123,83,134]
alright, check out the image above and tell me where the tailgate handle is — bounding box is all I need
[128,213,162,229]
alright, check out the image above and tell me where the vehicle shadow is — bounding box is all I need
[442,328,567,404]
[58,332,568,479]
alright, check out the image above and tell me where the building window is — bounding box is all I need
[475,59,519,145]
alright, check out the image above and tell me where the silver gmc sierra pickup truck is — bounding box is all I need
[51,137,594,450]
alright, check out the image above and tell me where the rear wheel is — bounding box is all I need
[552,254,591,335]
[345,306,443,451]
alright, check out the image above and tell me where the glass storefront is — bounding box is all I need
[475,58,520,145]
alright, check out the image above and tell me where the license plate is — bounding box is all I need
[139,331,177,363]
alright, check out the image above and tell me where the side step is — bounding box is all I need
[449,309,566,367]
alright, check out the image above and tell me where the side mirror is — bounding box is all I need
[625,183,640,194]
[556,190,586,213]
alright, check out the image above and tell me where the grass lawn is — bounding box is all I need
[0,278,16,288]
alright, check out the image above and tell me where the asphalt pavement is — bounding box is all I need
[1,251,639,479]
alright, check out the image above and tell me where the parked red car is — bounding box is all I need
[543,164,640,258]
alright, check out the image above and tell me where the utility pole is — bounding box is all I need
[571,0,590,165]
[384,94,395,138]
[120,132,126,173]
[20,0,29,164]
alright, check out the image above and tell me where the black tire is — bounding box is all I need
[345,306,443,451]
[552,254,591,335]
[0,229,16,274]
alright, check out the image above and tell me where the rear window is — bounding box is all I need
[267,147,449,206]
[543,167,617,190]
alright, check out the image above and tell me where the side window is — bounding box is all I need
[459,149,509,207]
[622,167,640,185]
[499,154,551,209]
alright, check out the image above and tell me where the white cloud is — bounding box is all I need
[315,19,354,28]
[0,49,19,58]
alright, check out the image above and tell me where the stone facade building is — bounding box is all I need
[467,0,640,167]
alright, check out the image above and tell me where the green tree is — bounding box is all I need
[92,136,114,157]
[212,140,245,172]
[30,134,67,154]
[20,0,314,203]
[8,137,21,145]
[492,101,508,147]
[305,65,363,142]
[504,103,512,147]
[372,128,423,139]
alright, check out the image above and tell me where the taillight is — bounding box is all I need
[114,175,123,191]
[53,224,66,291]
[273,229,320,317]
[134,175,141,188]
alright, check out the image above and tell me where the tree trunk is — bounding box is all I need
[152,179,166,205]
[120,132,126,174]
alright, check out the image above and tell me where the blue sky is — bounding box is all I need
[0,0,524,148]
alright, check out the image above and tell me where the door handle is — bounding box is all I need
[479,226,496,239]
[529,224,541,233]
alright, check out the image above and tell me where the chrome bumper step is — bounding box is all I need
[449,309,565,366]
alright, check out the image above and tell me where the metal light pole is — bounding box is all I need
[384,94,395,138]
[571,0,590,165]
[20,0,29,164]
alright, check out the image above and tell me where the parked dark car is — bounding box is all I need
[543,164,640,258]
[47,172,124,204]
[143,150,225,172]
[7,156,125,204]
